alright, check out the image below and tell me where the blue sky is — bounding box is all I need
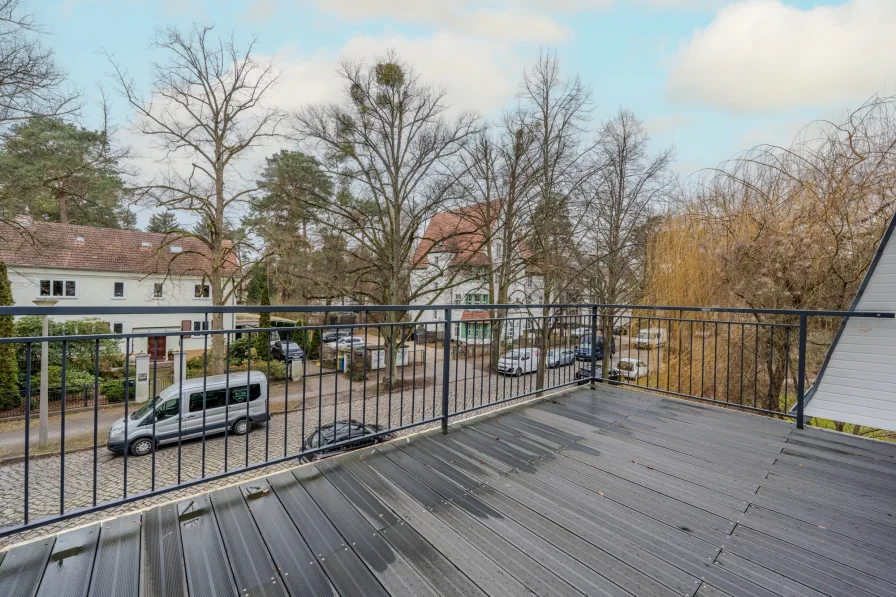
[35,0,896,194]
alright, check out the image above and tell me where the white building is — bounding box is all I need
[0,218,238,360]
[409,205,543,344]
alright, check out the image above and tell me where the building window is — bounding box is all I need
[39,279,77,298]
[194,284,210,298]
[113,281,125,298]
[192,320,209,337]
[108,322,124,334]
[463,293,489,306]
[153,283,164,298]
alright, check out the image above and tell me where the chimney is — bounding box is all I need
[14,212,33,228]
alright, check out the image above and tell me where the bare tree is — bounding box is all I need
[520,50,593,392]
[293,52,478,387]
[587,109,674,374]
[456,110,539,366]
[108,25,282,370]
[0,0,77,135]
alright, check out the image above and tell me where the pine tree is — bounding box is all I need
[146,211,181,234]
[0,260,19,409]
[253,281,271,361]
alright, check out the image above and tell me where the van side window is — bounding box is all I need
[229,384,262,404]
[189,389,227,412]
[155,398,180,421]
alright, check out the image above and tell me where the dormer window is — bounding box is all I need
[141,241,152,248]
[75,236,85,243]
[170,245,183,253]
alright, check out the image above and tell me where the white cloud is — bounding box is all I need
[244,0,278,21]
[666,0,896,112]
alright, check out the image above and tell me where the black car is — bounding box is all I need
[575,365,621,385]
[574,336,616,361]
[270,340,305,362]
[303,420,393,461]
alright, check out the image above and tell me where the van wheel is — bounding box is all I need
[515,367,523,377]
[130,438,154,456]
[232,418,251,435]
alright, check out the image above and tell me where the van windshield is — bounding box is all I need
[503,350,522,359]
[130,396,160,420]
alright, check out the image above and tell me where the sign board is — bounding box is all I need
[137,373,148,382]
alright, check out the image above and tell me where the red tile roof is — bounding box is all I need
[460,310,491,321]
[0,219,238,277]
[412,202,496,270]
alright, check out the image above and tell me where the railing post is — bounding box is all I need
[796,313,807,430]
[441,308,452,434]
[590,305,598,389]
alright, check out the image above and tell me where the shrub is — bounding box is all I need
[47,366,97,390]
[101,380,133,403]
[228,337,249,365]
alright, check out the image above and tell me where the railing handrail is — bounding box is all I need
[1,302,893,318]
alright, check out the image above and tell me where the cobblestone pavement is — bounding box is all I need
[0,357,589,548]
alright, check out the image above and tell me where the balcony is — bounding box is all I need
[0,303,894,596]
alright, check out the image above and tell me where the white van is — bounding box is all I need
[106,371,269,456]
[635,329,667,349]
[496,348,540,376]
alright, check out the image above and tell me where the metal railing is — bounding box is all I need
[0,302,891,538]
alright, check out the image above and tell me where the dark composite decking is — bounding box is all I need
[2,385,896,597]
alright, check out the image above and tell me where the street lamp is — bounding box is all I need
[32,299,57,448]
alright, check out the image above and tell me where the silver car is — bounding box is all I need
[106,371,269,456]
[546,348,575,367]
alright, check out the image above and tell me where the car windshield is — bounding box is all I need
[504,350,522,359]
[129,396,160,420]
[281,342,300,350]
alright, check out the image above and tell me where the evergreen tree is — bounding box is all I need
[146,210,181,233]
[0,261,19,409]
[253,281,272,361]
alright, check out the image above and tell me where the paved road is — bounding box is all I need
[0,342,667,539]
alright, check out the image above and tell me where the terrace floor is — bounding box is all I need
[1,385,896,597]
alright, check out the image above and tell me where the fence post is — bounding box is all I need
[796,313,807,430]
[590,305,598,389]
[441,308,452,434]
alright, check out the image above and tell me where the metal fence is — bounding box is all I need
[0,302,891,538]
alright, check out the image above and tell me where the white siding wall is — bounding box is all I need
[805,228,896,431]
[7,266,236,353]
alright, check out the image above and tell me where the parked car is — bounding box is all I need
[496,348,540,376]
[574,336,616,361]
[106,371,269,456]
[321,330,352,343]
[546,348,575,367]
[576,364,625,385]
[615,358,648,380]
[326,336,366,350]
[634,329,667,349]
[270,340,305,362]
[302,420,393,461]
[571,326,592,337]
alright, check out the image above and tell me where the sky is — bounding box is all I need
[33,0,896,226]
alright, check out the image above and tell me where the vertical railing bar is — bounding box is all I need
[753,324,759,408]
[374,324,380,429]
[796,314,808,429]
[740,324,745,408]
[92,339,100,507]
[590,305,598,389]
[24,343,32,524]
[441,308,452,434]
[768,327,774,411]
[123,338,129,497]
[712,321,718,400]
[725,324,731,404]
[245,330,251,467]
[300,322,306,455]
[151,334,158,491]
[224,333,231,471]
[176,336,184,484]
[677,311,682,395]
[700,320,705,397]
[284,326,291,458]
[363,313,369,432]
[201,312,209,478]
[266,325,272,462]
[783,326,791,415]
[60,340,67,515]
[348,324,354,438]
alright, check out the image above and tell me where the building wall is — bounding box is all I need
[409,256,544,342]
[804,220,896,432]
[7,266,236,355]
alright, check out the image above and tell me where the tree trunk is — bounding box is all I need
[58,187,68,225]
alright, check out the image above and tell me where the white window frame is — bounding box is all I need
[37,278,78,299]
[194,284,210,299]
[192,320,209,338]
[153,283,164,299]
[112,281,126,299]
